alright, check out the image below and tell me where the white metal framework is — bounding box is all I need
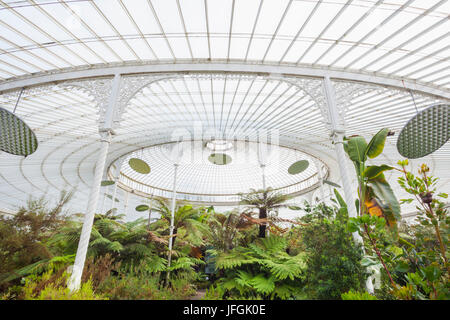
[0,0,449,290]
[0,0,449,90]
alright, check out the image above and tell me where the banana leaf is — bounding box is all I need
[365,128,389,159]
[369,173,401,221]
[346,136,368,163]
[364,165,394,179]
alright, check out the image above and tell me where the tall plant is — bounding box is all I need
[205,210,254,252]
[208,236,306,299]
[343,128,400,225]
[239,188,290,238]
[0,191,72,289]
[344,128,401,290]
[151,197,209,285]
[296,200,368,299]
[151,197,208,248]
[397,161,448,273]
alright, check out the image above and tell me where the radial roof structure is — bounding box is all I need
[0,0,449,218]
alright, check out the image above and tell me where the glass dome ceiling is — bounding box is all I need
[0,0,449,89]
[113,141,327,204]
[0,0,449,218]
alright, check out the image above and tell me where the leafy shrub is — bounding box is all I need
[98,264,195,300]
[299,202,368,299]
[21,270,104,300]
[202,285,226,300]
[210,236,306,299]
[0,192,72,292]
[341,290,378,300]
[81,254,121,290]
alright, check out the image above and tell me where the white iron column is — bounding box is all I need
[323,78,358,224]
[68,74,122,291]
[167,163,179,269]
[322,76,374,293]
[315,161,326,202]
[68,132,111,291]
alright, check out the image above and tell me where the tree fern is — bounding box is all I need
[250,274,276,294]
[261,254,305,280]
[211,235,306,299]
[0,254,75,284]
[235,270,253,288]
[143,255,167,273]
[213,248,257,269]
[168,256,204,271]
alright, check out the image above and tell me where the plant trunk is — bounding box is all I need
[165,227,177,288]
[259,208,267,238]
[172,228,177,248]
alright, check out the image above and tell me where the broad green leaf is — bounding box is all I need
[347,218,359,233]
[250,274,275,294]
[363,165,394,179]
[421,265,441,282]
[395,261,410,273]
[333,188,347,208]
[343,141,349,155]
[370,174,401,221]
[365,128,389,159]
[347,136,368,163]
[387,245,403,257]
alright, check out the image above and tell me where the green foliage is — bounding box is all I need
[343,128,403,294]
[1,190,208,300]
[210,236,306,299]
[19,270,105,300]
[239,188,291,238]
[0,191,72,291]
[365,128,389,159]
[391,161,449,300]
[0,254,75,284]
[364,165,394,180]
[297,202,368,300]
[341,290,378,300]
[202,285,226,300]
[2,174,447,301]
[348,160,450,300]
[343,128,400,223]
[205,210,255,252]
[370,173,401,223]
[347,136,368,163]
[97,262,195,300]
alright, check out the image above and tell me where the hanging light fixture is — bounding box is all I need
[0,88,38,157]
[288,160,309,175]
[397,90,449,159]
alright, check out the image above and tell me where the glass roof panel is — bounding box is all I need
[0,1,449,217]
[0,0,447,89]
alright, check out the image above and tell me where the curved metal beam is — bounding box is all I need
[0,62,449,100]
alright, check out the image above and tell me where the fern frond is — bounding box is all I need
[261,253,306,280]
[214,248,257,269]
[144,255,168,272]
[250,274,275,294]
[169,256,204,271]
[107,241,124,252]
[235,270,253,288]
